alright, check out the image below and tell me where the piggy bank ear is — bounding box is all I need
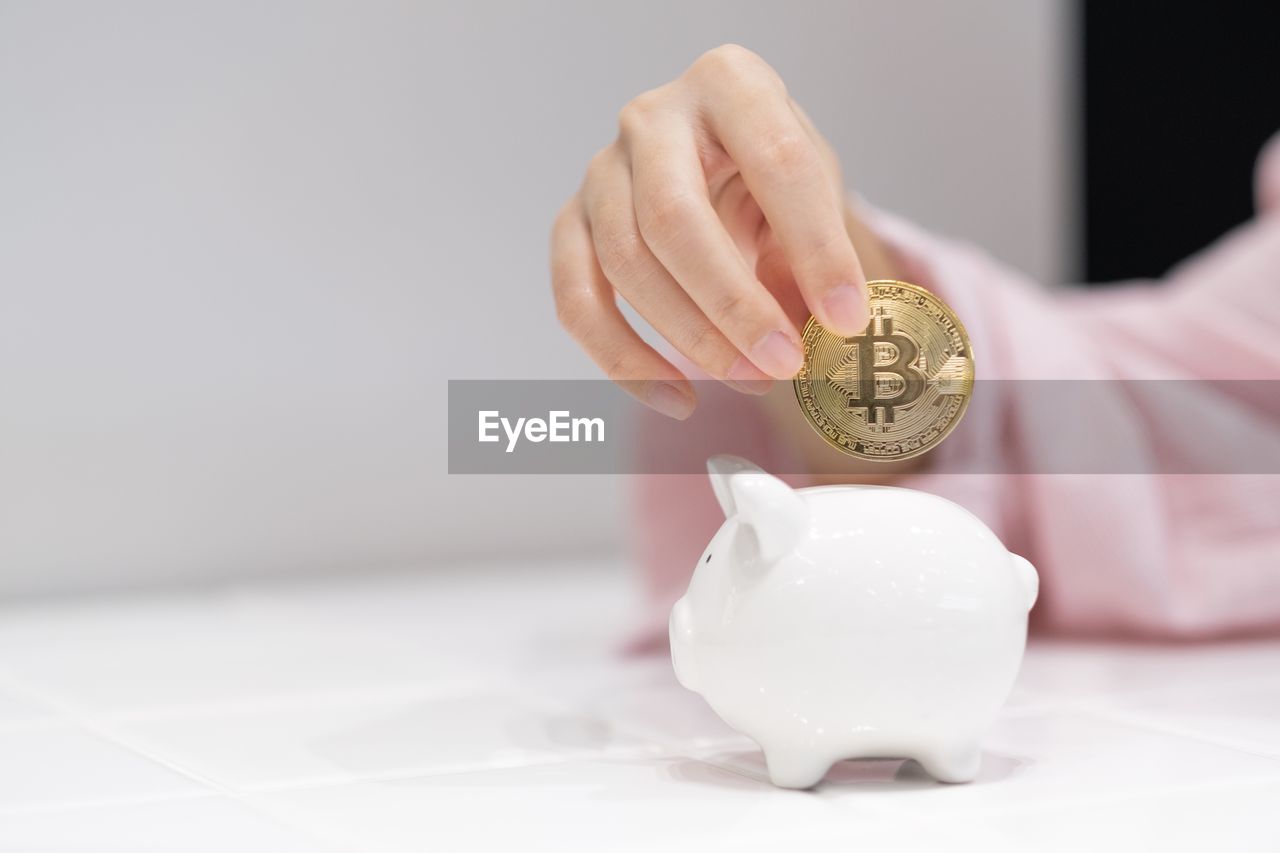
[707,456,807,564]
[707,455,765,516]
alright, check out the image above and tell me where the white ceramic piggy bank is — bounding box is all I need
[670,456,1038,789]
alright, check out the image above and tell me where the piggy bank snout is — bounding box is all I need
[669,598,697,690]
[1011,552,1040,610]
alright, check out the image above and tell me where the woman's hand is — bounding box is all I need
[551,44,876,419]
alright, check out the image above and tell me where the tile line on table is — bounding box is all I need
[0,646,516,724]
[87,677,506,726]
[0,715,72,737]
[0,669,238,795]
[715,778,1280,852]
[0,668,73,731]
[100,674,683,792]
[0,787,218,819]
[1071,702,1280,765]
[0,618,703,798]
[0,670,345,849]
[232,743,695,795]
[873,769,1280,824]
[1015,643,1280,698]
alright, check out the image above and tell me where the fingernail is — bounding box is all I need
[727,355,772,385]
[747,330,804,379]
[822,283,869,336]
[724,374,773,396]
[727,353,773,389]
[646,382,695,420]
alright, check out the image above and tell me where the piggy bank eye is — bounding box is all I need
[704,553,712,563]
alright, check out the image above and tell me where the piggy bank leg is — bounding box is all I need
[916,743,981,784]
[762,748,833,790]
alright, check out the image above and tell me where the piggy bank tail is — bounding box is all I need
[1011,553,1039,611]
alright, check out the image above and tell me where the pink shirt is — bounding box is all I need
[629,132,1280,646]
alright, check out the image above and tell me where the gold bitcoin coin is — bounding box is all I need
[793,280,974,461]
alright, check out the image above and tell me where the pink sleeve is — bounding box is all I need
[630,133,1280,645]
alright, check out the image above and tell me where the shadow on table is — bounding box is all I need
[668,749,1028,792]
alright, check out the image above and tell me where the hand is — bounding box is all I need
[551,44,873,419]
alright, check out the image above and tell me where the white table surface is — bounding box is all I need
[1,558,1278,852]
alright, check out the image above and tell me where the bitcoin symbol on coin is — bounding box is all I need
[826,308,926,430]
[793,281,974,461]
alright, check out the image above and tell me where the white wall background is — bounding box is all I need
[0,0,1076,597]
